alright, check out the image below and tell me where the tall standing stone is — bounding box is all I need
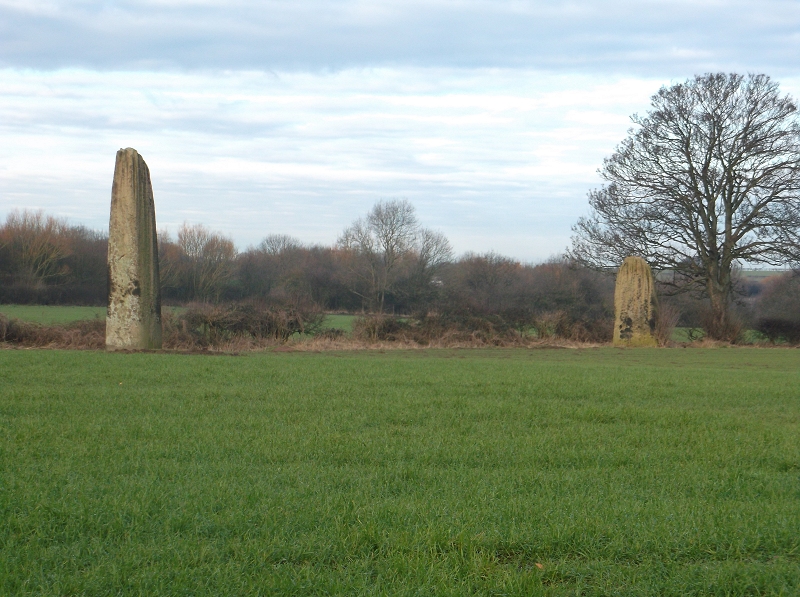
[613,256,657,347]
[106,148,162,350]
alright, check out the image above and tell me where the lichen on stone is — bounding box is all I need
[106,148,162,350]
[613,256,657,347]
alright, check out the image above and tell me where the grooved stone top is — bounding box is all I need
[106,148,162,350]
[613,256,657,347]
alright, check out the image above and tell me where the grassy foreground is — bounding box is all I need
[1,348,798,596]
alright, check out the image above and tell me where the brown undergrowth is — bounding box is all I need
[0,311,603,351]
[0,314,106,349]
[1,308,794,352]
[350,312,612,345]
[291,336,604,351]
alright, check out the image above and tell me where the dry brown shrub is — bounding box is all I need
[756,318,800,344]
[351,313,521,346]
[345,312,604,349]
[753,273,800,344]
[159,301,324,351]
[295,332,602,351]
[0,314,104,349]
[315,328,347,341]
[530,311,567,339]
[654,303,681,346]
[188,301,324,344]
[552,314,613,343]
[0,313,9,341]
[167,300,323,349]
[161,310,202,350]
[352,315,413,342]
[60,319,106,349]
[0,299,622,353]
[700,307,742,343]
[692,338,736,348]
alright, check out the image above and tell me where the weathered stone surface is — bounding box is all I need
[613,256,657,347]
[106,148,162,350]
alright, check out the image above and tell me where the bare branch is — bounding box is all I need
[570,73,800,339]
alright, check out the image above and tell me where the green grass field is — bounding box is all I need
[320,313,356,332]
[0,305,107,324]
[0,305,355,333]
[1,348,799,596]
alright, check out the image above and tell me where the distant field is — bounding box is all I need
[739,269,791,281]
[1,348,798,595]
[322,313,356,332]
[0,305,106,324]
[0,305,356,333]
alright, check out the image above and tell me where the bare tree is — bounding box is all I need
[417,229,454,274]
[157,230,184,295]
[338,199,418,312]
[338,199,451,312]
[570,73,800,339]
[177,223,237,302]
[444,252,522,314]
[0,210,71,287]
[258,234,302,255]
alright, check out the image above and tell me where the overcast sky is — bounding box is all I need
[1,0,799,261]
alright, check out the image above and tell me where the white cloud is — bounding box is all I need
[1,1,798,73]
[1,0,798,261]
[0,67,674,260]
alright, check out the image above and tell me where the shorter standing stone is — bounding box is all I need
[106,148,162,350]
[613,256,657,347]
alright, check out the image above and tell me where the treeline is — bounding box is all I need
[0,205,617,340]
[0,210,107,304]
[2,205,799,343]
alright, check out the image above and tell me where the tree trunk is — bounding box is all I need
[705,270,737,341]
